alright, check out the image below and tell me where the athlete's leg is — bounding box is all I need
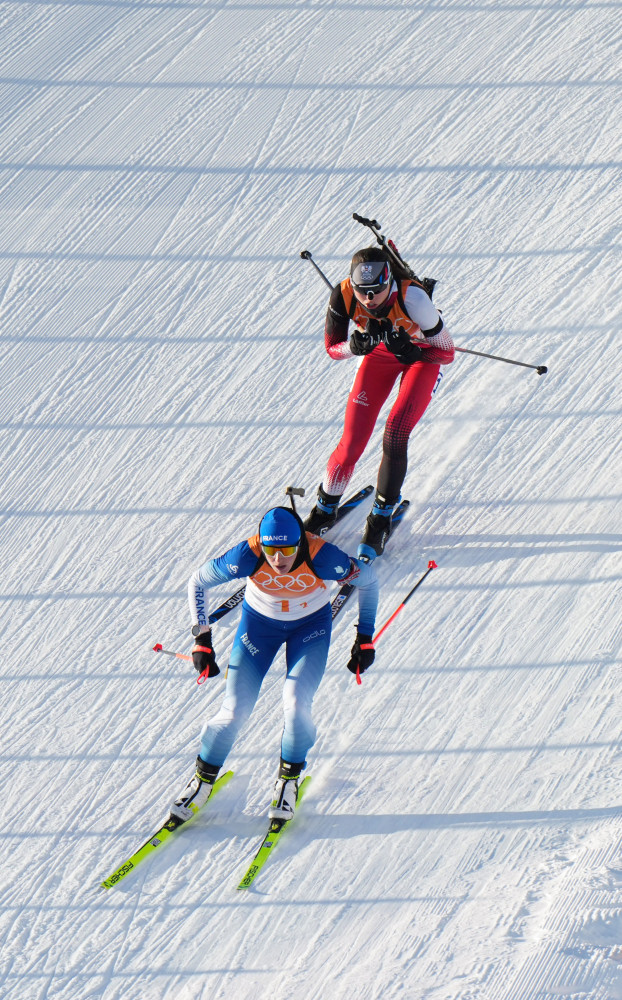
[198,606,283,766]
[377,361,441,500]
[280,606,332,764]
[324,352,402,496]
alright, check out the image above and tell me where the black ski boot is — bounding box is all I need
[269,758,304,822]
[358,493,399,561]
[303,485,342,535]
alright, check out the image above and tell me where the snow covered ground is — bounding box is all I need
[1,2,621,998]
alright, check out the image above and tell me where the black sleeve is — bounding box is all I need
[324,284,351,353]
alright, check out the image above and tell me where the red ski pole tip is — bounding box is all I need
[428,560,438,569]
[153,643,163,652]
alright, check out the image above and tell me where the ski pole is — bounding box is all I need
[454,344,547,374]
[372,560,438,647]
[351,560,438,685]
[299,249,334,291]
[153,643,192,662]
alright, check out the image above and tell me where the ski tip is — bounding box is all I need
[298,774,312,799]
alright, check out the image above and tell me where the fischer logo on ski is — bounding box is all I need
[236,775,312,891]
[100,770,234,890]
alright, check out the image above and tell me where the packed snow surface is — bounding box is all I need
[1,2,621,998]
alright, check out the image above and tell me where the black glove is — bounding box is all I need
[349,318,388,356]
[396,342,427,364]
[347,632,375,675]
[384,325,426,364]
[191,629,220,678]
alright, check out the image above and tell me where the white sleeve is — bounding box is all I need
[403,284,443,335]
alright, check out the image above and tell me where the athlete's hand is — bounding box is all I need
[349,326,378,356]
[397,342,427,364]
[191,629,220,677]
[349,318,387,356]
[383,324,411,354]
[384,325,427,364]
[369,317,393,340]
[347,632,375,675]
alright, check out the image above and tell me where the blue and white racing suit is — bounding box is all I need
[188,531,378,768]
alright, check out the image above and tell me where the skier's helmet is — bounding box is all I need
[350,247,392,296]
[259,507,302,550]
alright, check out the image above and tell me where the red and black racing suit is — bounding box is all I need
[322,277,455,502]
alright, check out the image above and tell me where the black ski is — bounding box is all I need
[207,486,374,626]
[331,499,410,622]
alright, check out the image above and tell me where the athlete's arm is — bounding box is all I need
[324,285,356,360]
[188,541,259,628]
[311,541,379,635]
[404,284,455,364]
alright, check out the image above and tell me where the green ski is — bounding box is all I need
[100,769,234,889]
[237,775,311,891]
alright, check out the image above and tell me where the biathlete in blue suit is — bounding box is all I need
[171,504,378,823]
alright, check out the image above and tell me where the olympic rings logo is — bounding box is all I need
[253,570,320,593]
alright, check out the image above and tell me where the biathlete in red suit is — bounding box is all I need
[304,246,455,560]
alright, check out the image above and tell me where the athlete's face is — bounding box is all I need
[353,284,392,309]
[263,546,298,573]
